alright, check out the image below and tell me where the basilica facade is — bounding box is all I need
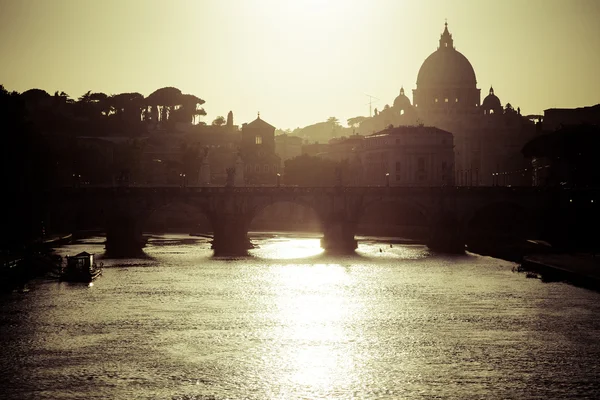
[357,23,538,186]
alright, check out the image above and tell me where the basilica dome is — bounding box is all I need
[416,23,477,88]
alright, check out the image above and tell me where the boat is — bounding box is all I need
[61,252,102,282]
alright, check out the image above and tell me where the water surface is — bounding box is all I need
[1,234,599,399]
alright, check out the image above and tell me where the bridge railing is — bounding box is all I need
[51,185,596,196]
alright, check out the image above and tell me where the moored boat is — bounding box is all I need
[61,252,102,282]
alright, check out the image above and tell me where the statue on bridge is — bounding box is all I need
[225,167,235,187]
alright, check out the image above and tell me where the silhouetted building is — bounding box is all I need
[275,134,303,162]
[542,104,600,131]
[301,142,330,157]
[357,22,537,186]
[522,124,600,187]
[318,135,364,162]
[241,115,281,184]
[357,126,454,186]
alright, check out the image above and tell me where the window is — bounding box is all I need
[395,161,401,172]
[255,135,262,145]
[400,109,405,115]
[396,174,401,181]
[264,165,269,173]
[254,165,260,172]
[418,157,425,172]
[434,98,438,103]
[490,109,495,114]
[442,161,447,171]
[444,98,449,103]
[455,98,459,102]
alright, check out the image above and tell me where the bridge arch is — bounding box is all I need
[356,198,431,240]
[246,198,324,232]
[141,198,214,234]
[463,201,538,245]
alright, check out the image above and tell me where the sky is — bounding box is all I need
[1,0,599,129]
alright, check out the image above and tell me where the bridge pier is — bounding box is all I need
[320,219,357,253]
[105,215,145,257]
[211,216,253,256]
[427,216,465,254]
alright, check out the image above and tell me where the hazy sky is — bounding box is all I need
[1,0,599,129]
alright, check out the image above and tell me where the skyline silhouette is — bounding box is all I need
[1,0,599,129]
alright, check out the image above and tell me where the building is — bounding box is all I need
[357,126,454,187]
[317,135,364,162]
[275,134,303,162]
[522,124,600,187]
[301,142,330,157]
[240,115,281,185]
[356,22,537,186]
[542,104,600,131]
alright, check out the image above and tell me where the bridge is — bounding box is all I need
[46,186,598,256]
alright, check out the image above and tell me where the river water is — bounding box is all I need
[1,233,600,399]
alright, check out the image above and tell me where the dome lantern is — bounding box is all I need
[439,21,454,49]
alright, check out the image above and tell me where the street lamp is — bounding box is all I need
[179,173,186,187]
[385,172,390,187]
[276,173,281,187]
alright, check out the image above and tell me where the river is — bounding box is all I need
[1,233,600,399]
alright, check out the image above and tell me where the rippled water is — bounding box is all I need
[1,233,600,399]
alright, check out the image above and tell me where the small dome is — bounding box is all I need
[393,87,412,110]
[482,86,502,113]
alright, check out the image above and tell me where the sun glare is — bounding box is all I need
[250,237,324,259]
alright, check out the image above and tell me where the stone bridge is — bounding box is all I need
[46,186,597,256]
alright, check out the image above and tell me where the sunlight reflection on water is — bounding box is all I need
[249,236,324,259]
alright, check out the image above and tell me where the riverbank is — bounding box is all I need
[521,253,600,291]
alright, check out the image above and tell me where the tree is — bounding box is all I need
[146,86,183,125]
[326,116,340,126]
[172,94,206,124]
[212,116,226,126]
[275,128,292,136]
[347,116,367,128]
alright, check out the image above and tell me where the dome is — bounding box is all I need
[482,86,502,112]
[416,23,477,88]
[393,87,411,110]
